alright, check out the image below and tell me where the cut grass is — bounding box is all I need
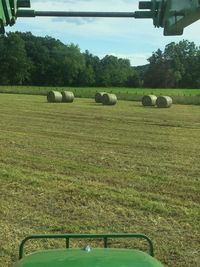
[0,94,199,267]
[0,86,200,105]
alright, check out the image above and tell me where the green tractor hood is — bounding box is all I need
[13,234,164,267]
[14,248,164,267]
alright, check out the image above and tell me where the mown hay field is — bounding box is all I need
[0,93,199,267]
[0,86,200,105]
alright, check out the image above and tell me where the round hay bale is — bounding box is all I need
[156,96,173,108]
[95,92,106,103]
[102,93,117,106]
[62,91,74,103]
[47,91,62,103]
[142,95,157,106]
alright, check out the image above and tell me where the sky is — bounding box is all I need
[10,0,200,66]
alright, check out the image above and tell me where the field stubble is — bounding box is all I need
[0,94,199,266]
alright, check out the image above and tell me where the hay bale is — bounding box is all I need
[102,93,117,105]
[142,95,157,106]
[47,91,62,103]
[156,96,173,108]
[95,92,106,103]
[62,91,74,103]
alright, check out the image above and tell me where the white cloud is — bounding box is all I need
[98,52,150,66]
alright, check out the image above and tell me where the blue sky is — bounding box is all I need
[11,0,200,66]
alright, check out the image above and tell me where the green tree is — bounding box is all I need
[97,55,138,87]
[77,65,95,86]
[163,40,199,88]
[0,33,31,85]
[144,49,173,88]
[144,40,200,88]
[19,33,85,86]
[76,50,99,86]
[19,33,64,85]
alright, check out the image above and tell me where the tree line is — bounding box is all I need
[0,32,139,87]
[0,32,199,89]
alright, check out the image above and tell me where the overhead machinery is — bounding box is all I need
[0,0,200,35]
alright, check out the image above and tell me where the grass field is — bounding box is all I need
[0,94,199,267]
[0,86,200,105]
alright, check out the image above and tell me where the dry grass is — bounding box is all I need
[0,94,199,267]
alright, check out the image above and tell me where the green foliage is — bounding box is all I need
[0,94,199,267]
[144,40,200,88]
[17,33,86,86]
[0,32,200,89]
[0,32,139,87]
[96,55,138,87]
[0,33,32,85]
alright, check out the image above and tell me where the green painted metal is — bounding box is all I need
[163,0,200,35]
[138,0,200,35]
[14,248,164,267]
[17,0,31,8]
[2,0,13,24]
[0,0,18,31]
[0,0,6,33]
[10,0,17,16]
[19,233,154,260]
[0,0,200,35]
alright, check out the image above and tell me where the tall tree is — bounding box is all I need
[144,49,173,88]
[0,33,31,85]
[97,55,138,87]
[144,40,200,88]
